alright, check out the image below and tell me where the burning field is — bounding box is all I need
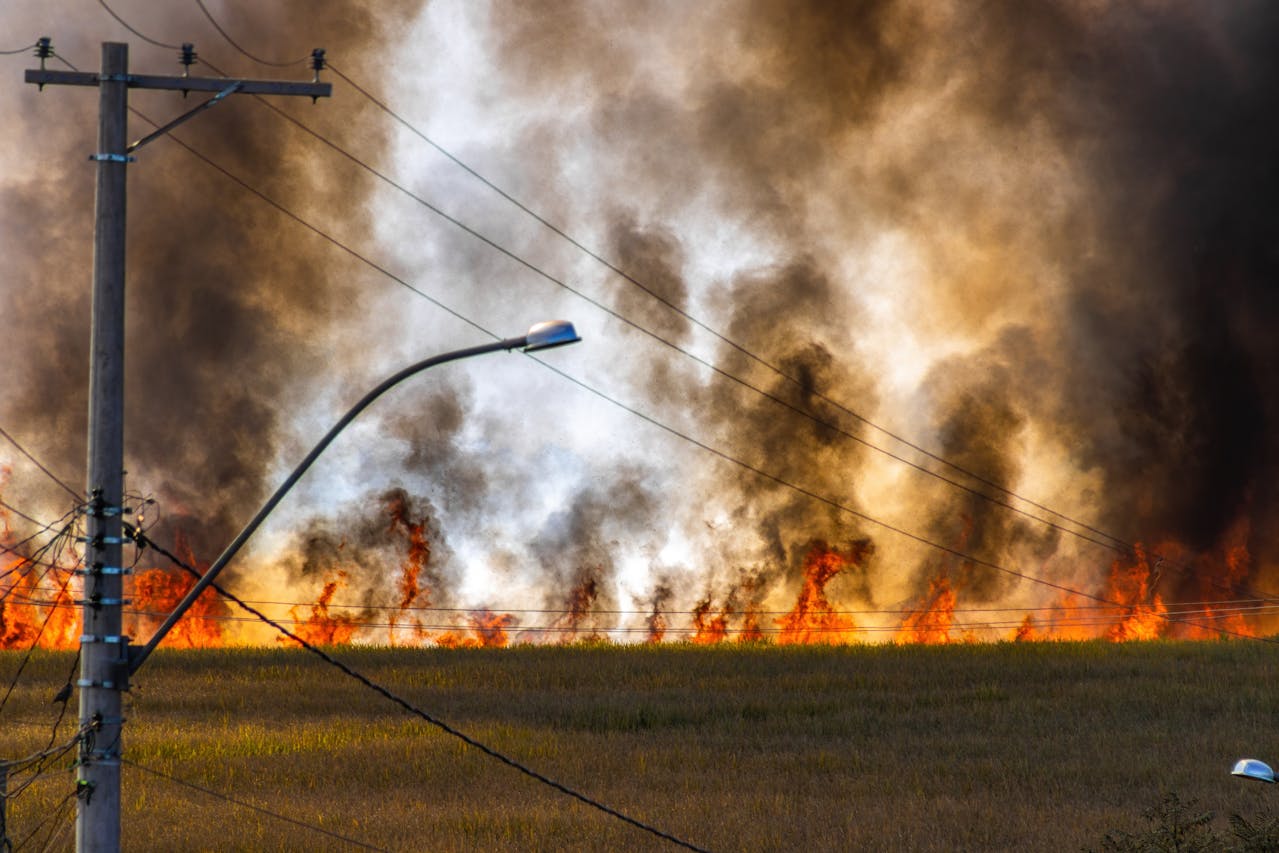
[4,0,1279,650]
[2,485,1272,649]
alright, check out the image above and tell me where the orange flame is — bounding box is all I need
[1013,614,1037,642]
[0,559,78,650]
[386,492,431,645]
[775,541,870,645]
[0,493,78,650]
[644,584,673,643]
[284,572,360,646]
[691,598,729,645]
[436,610,515,648]
[896,571,960,644]
[126,534,227,648]
[1102,546,1168,641]
[550,566,604,643]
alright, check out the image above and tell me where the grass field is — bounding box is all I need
[1,640,1276,851]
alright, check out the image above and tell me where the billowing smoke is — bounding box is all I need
[4,0,1279,641]
[1,1,422,565]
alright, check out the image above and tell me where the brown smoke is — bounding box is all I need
[6,0,1279,639]
[2,1,421,566]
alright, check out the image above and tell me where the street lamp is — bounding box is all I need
[1232,759,1277,784]
[126,320,580,673]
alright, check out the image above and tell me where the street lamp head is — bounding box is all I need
[1232,758,1276,784]
[523,320,581,352]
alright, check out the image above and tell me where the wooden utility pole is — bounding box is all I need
[25,41,330,853]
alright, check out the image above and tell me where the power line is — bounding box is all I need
[0,499,50,531]
[528,356,1279,644]
[94,0,178,50]
[313,44,1279,607]
[243,89,1137,561]
[10,787,78,852]
[48,41,1262,644]
[44,34,1272,651]
[14,596,1279,638]
[90,7,1278,612]
[241,52,1279,613]
[120,757,387,851]
[192,0,308,66]
[0,522,82,718]
[0,426,80,500]
[135,0,1140,563]
[319,70,1132,549]
[12,576,1279,622]
[0,503,80,562]
[0,43,36,56]
[131,530,711,851]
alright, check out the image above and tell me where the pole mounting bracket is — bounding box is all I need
[127,81,242,153]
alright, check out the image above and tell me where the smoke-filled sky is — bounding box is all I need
[2,0,1277,641]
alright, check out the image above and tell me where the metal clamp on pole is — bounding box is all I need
[75,535,130,545]
[73,565,131,577]
[127,80,242,152]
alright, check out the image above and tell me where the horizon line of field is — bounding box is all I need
[7,580,1276,620]
[4,596,1274,637]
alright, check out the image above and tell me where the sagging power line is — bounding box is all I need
[47,37,1265,644]
[83,2,1279,624]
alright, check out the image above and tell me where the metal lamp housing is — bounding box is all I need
[523,320,580,352]
[1232,759,1276,784]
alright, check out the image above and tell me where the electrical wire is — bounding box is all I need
[192,0,309,66]
[0,43,36,56]
[13,597,1279,639]
[94,0,178,50]
[107,0,1143,564]
[237,83,1134,563]
[134,531,711,852]
[527,355,1279,644]
[3,734,82,802]
[0,505,80,566]
[11,578,1279,622]
[40,40,1275,654]
[318,62,1133,546]
[10,786,77,853]
[0,426,79,501]
[120,757,388,851]
[237,57,1279,611]
[0,522,82,719]
[0,500,50,531]
[44,40,1267,645]
[85,8,1279,613]
[311,54,1279,607]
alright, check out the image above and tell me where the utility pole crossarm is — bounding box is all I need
[24,69,331,98]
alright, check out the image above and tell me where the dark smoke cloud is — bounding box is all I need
[8,0,1279,637]
[2,1,423,566]
[948,2,1279,565]
[531,472,656,632]
[275,485,455,614]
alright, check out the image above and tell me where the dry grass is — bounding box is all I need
[1,640,1276,851]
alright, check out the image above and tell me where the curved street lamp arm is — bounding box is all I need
[128,334,533,673]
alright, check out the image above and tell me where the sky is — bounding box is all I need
[2,0,1278,643]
